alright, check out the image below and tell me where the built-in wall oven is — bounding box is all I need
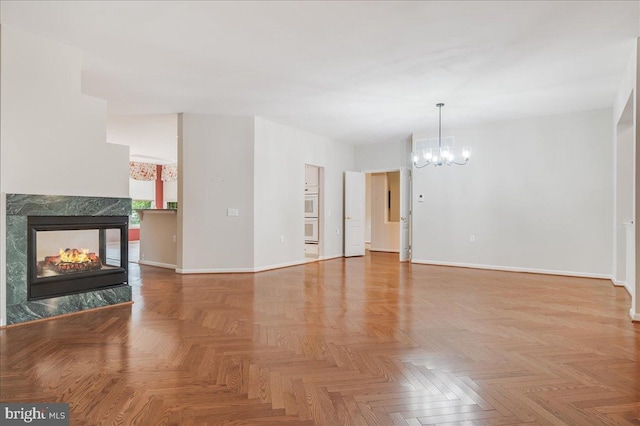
[304,194,319,218]
[305,218,319,243]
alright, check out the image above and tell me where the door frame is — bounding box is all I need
[360,167,411,262]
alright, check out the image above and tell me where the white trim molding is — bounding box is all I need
[411,259,612,280]
[253,260,307,272]
[177,259,309,274]
[319,254,342,261]
[138,260,177,270]
[630,308,640,322]
[176,267,255,274]
[612,279,633,296]
[369,248,400,253]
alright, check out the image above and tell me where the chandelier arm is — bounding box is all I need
[449,159,469,166]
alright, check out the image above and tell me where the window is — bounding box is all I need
[130,200,152,226]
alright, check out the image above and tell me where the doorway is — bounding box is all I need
[366,171,400,253]
[344,169,410,260]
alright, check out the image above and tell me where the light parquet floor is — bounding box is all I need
[1,252,639,425]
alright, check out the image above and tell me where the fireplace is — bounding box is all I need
[27,215,129,300]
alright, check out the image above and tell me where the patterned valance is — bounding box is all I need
[161,163,178,182]
[129,162,157,181]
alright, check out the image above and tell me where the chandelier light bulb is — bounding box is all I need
[462,147,471,159]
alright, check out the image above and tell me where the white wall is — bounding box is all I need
[356,139,410,172]
[0,26,129,197]
[370,173,399,252]
[178,114,255,272]
[613,41,638,320]
[0,25,130,326]
[253,117,355,269]
[615,111,633,283]
[412,108,613,277]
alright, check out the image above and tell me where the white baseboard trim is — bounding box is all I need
[138,260,177,270]
[319,254,342,261]
[253,260,307,272]
[370,248,400,253]
[177,259,310,274]
[612,279,633,296]
[410,259,612,280]
[176,266,255,274]
[630,308,640,322]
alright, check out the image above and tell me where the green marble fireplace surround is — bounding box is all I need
[6,194,132,325]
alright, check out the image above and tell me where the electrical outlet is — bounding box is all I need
[280,235,284,243]
[172,235,177,243]
[227,208,239,217]
[470,235,476,243]
[336,228,340,236]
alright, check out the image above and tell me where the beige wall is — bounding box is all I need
[139,211,177,268]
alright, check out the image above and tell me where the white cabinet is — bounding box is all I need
[304,243,319,256]
[305,165,319,193]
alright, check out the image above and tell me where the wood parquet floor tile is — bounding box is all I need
[1,252,639,425]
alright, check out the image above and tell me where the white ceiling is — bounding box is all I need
[1,1,638,145]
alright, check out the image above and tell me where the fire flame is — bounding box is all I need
[58,248,91,264]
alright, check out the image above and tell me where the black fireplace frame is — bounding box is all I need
[27,215,129,300]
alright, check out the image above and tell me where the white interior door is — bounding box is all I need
[344,171,366,257]
[399,167,411,262]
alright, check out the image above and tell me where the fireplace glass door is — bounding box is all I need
[28,216,128,300]
[35,229,122,278]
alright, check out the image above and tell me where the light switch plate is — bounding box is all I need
[227,208,239,217]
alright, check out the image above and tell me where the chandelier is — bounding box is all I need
[412,103,470,168]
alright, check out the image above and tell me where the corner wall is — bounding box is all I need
[177,114,255,272]
[0,25,130,326]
